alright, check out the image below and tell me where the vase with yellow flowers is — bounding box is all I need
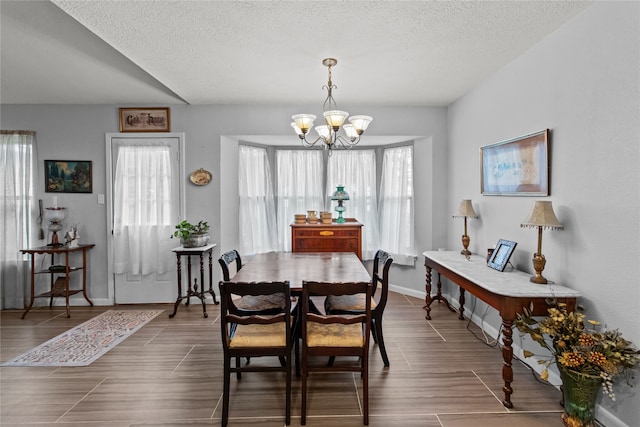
[515,302,639,427]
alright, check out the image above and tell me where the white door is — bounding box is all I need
[106,133,185,304]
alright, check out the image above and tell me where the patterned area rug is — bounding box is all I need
[1,310,162,367]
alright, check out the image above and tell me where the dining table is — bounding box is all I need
[229,251,372,376]
[229,251,371,293]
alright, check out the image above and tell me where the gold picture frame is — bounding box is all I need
[480,129,549,196]
[119,107,171,132]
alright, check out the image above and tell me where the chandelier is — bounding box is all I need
[291,58,372,154]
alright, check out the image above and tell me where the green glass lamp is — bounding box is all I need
[331,185,350,223]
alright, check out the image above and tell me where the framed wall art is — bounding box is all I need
[45,160,93,193]
[119,107,171,132]
[480,129,549,196]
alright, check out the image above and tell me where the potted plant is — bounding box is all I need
[515,302,640,427]
[172,219,210,248]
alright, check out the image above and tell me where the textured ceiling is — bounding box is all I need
[1,0,593,106]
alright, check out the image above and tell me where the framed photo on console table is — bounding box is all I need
[119,107,171,132]
[487,239,517,272]
[480,129,549,196]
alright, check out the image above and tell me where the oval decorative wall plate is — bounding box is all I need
[189,168,211,186]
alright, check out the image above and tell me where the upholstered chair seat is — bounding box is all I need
[306,322,364,347]
[325,294,377,312]
[230,322,288,348]
[236,293,287,312]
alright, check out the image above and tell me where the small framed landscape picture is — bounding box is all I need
[45,160,92,193]
[119,107,171,132]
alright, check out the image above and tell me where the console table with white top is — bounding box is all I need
[423,250,581,409]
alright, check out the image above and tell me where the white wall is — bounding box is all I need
[447,2,639,426]
[1,104,448,304]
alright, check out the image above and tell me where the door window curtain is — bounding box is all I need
[0,131,38,309]
[238,145,278,255]
[378,145,416,265]
[275,150,324,252]
[112,145,174,275]
[326,150,380,260]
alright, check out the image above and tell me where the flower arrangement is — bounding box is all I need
[515,302,640,400]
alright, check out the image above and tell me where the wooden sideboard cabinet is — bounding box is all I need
[291,220,362,260]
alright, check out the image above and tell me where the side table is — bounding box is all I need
[169,243,218,318]
[20,244,95,319]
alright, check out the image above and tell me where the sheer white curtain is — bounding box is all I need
[326,150,380,260]
[112,145,175,275]
[238,145,277,255]
[378,145,416,265]
[275,150,324,251]
[1,131,38,309]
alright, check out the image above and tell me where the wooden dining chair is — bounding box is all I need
[218,250,287,315]
[218,250,242,280]
[219,250,289,371]
[325,250,393,366]
[301,281,372,425]
[218,281,292,427]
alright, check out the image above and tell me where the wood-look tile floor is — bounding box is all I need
[1,293,567,426]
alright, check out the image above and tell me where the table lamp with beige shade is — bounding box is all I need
[520,200,563,284]
[453,199,478,256]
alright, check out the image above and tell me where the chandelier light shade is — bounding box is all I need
[291,58,372,155]
[453,199,479,256]
[291,115,316,134]
[520,201,563,284]
[315,125,330,140]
